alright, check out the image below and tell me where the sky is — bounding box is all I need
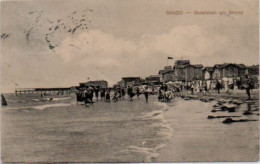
[1,0,259,93]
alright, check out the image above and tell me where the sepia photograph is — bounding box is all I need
[1,0,259,163]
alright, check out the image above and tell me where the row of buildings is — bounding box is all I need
[158,60,259,83]
[76,60,259,89]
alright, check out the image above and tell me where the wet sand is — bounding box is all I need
[157,98,259,162]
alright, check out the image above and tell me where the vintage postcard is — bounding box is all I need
[1,0,259,163]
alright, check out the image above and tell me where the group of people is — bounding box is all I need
[76,86,111,104]
[158,83,174,102]
[76,85,151,105]
[175,80,222,95]
[76,75,256,106]
[173,75,255,100]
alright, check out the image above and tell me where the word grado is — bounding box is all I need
[166,10,183,15]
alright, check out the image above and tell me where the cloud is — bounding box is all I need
[0,24,253,93]
[55,25,231,83]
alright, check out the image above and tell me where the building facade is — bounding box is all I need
[121,77,142,87]
[202,67,214,80]
[80,80,108,89]
[212,63,247,80]
[173,60,203,81]
[145,75,160,83]
[247,65,259,76]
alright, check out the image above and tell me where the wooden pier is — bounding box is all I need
[15,87,71,96]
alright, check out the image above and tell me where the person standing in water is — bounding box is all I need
[127,86,134,101]
[144,87,149,103]
[94,86,99,101]
[121,87,125,99]
[89,87,94,103]
[105,90,111,102]
[136,87,140,99]
[84,89,91,105]
[100,89,105,100]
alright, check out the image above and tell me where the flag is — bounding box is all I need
[168,57,173,59]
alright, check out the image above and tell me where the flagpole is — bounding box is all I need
[167,58,168,66]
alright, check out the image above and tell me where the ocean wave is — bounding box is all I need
[132,101,174,161]
[151,120,174,140]
[139,110,164,120]
[52,97,71,101]
[32,103,71,110]
[2,103,71,110]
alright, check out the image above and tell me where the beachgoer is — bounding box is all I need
[202,82,207,95]
[216,80,221,94]
[105,91,111,102]
[90,88,94,102]
[1,94,7,106]
[76,91,81,102]
[128,86,134,101]
[121,87,125,99]
[84,90,91,105]
[136,87,140,99]
[113,91,119,101]
[158,89,163,101]
[190,82,194,95]
[101,89,105,100]
[245,75,254,100]
[94,87,99,101]
[144,87,149,103]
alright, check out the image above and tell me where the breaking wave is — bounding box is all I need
[2,103,71,110]
[127,101,174,162]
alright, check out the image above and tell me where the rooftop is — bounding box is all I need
[214,63,246,69]
[159,69,174,74]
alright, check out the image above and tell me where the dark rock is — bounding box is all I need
[223,118,257,124]
[208,97,215,101]
[220,106,227,111]
[243,111,253,115]
[153,113,161,116]
[200,99,208,102]
[223,118,233,124]
[208,115,241,119]
[211,110,217,113]
[228,108,236,112]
